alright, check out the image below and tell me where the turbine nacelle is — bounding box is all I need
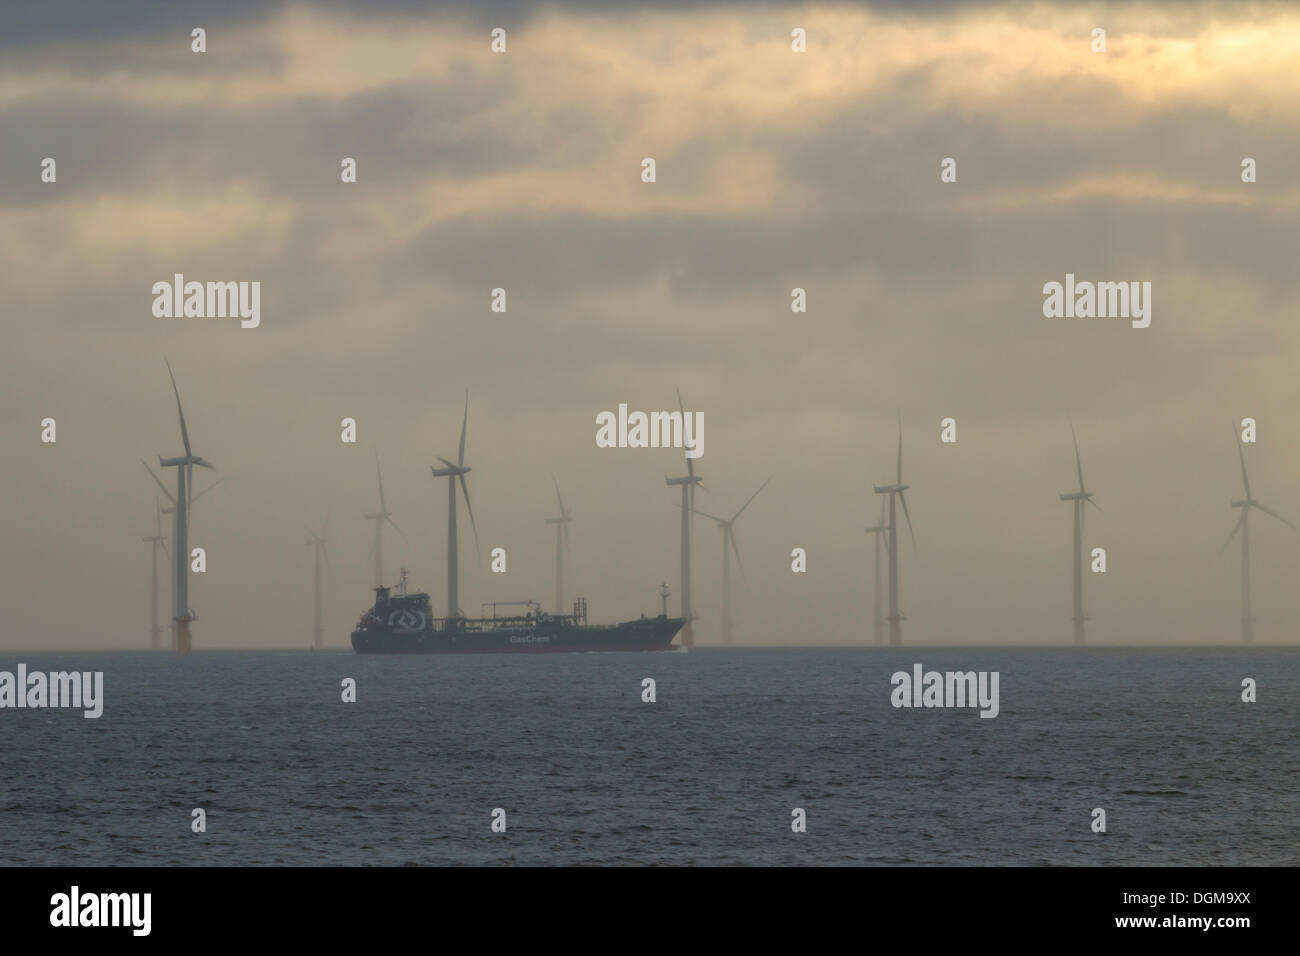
[666,475,702,487]
[432,461,471,478]
[873,483,908,495]
[159,454,214,470]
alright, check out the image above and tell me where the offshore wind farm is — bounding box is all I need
[111,366,1300,654]
[108,360,1300,653]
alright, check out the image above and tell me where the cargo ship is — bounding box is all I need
[351,571,686,654]
[351,394,689,654]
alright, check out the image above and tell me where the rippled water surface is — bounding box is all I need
[1,647,1296,865]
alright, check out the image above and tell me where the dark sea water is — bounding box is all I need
[1,647,1296,866]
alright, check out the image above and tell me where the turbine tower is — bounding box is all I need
[695,477,770,645]
[141,501,167,650]
[1221,426,1297,643]
[141,461,221,649]
[364,451,405,589]
[1058,422,1098,644]
[307,521,330,649]
[430,391,479,623]
[156,361,215,653]
[864,496,887,645]
[545,476,573,614]
[872,415,915,646]
[665,387,703,648]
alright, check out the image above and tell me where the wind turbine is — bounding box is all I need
[1058,422,1098,644]
[545,476,573,614]
[141,501,167,650]
[665,387,703,648]
[307,520,330,649]
[864,496,888,645]
[364,451,406,589]
[141,460,221,652]
[156,360,215,653]
[1220,426,1297,643]
[430,391,479,622]
[872,415,915,646]
[694,477,770,645]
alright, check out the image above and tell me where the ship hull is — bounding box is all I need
[351,616,686,654]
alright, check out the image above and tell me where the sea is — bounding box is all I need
[1,647,1296,866]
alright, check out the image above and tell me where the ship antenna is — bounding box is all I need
[660,582,669,617]
[399,566,408,595]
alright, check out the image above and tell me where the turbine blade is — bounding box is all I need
[729,527,746,583]
[386,515,410,546]
[375,450,387,514]
[189,476,224,506]
[685,506,726,523]
[459,473,480,563]
[677,387,697,482]
[1219,514,1245,555]
[1235,424,1252,499]
[457,390,469,467]
[1252,501,1299,534]
[878,494,886,525]
[141,459,176,504]
[436,455,457,471]
[896,412,903,485]
[563,520,571,558]
[552,474,567,520]
[899,491,916,551]
[1071,420,1086,495]
[165,359,193,458]
[731,476,772,523]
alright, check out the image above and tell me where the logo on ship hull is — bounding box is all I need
[388,610,426,632]
[509,634,551,644]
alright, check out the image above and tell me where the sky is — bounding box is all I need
[2,1,1299,649]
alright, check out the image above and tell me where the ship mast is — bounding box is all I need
[659,582,669,617]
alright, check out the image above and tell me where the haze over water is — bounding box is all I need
[2,647,1294,865]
